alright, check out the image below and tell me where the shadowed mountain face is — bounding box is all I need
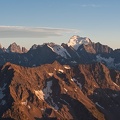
[92,42,113,54]
[0,62,120,120]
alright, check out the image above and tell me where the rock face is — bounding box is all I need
[92,42,113,53]
[7,42,28,53]
[22,47,28,53]
[0,42,28,54]
[0,62,120,120]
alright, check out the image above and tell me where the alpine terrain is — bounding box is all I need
[0,35,120,120]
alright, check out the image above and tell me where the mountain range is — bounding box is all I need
[0,35,120,120]
[0,35,120,70]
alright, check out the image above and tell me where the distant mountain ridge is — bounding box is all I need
[0,35,114,54]
[0,42,28,53]
[0,35,120,71]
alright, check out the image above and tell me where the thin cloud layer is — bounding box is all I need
[0,26,79,38]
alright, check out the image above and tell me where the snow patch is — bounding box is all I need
[113,82,120,88]
[32,44,38,49]
[47,44,71,59]
[21,100,27,106]
[64,66,71,70]
[34,90,44,100]
[64,88,68,92]
[48,73,53,77]
[41,108,45,111]
[42,80,59,110]
[28,105,31,109]
[32,64,36,67]
[6,49,10,53]
[71,61,77,64]
[58,69,64,73]
[43,81,52,99]
[95,102,104,109]
[94,92,98,95]
[112,94,118,97]
[49,97,59,110]
[94,84,97,87]
[96,55,114,68]
[74,88,77,92]
[60,98,69,106]
[71,78,82,89]
[115,63,120,69]
[70,78,74,82]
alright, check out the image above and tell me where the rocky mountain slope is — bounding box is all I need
[0,61,120,120]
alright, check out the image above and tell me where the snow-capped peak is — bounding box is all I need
[68,35,91,50]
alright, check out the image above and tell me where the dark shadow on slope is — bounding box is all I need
[60,94,97,120]
[73,65,86,87]
[35,117,57,120]
[0,64,14,119]
[89,88,120,120]
[109,69,120,86]
[56,73,70,85]
[0,118,14,120]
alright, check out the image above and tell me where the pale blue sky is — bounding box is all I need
[0,0,120,49]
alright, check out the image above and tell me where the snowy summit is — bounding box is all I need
[68,35,91,50]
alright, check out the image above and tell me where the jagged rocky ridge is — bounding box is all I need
[0,61,120,120]
[0,35,120,71]
[0,42,28,53]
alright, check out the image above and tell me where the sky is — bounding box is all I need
[0,0,120,49]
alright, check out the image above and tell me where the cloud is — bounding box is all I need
[80,4,101,8]
[0,26,79,38]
